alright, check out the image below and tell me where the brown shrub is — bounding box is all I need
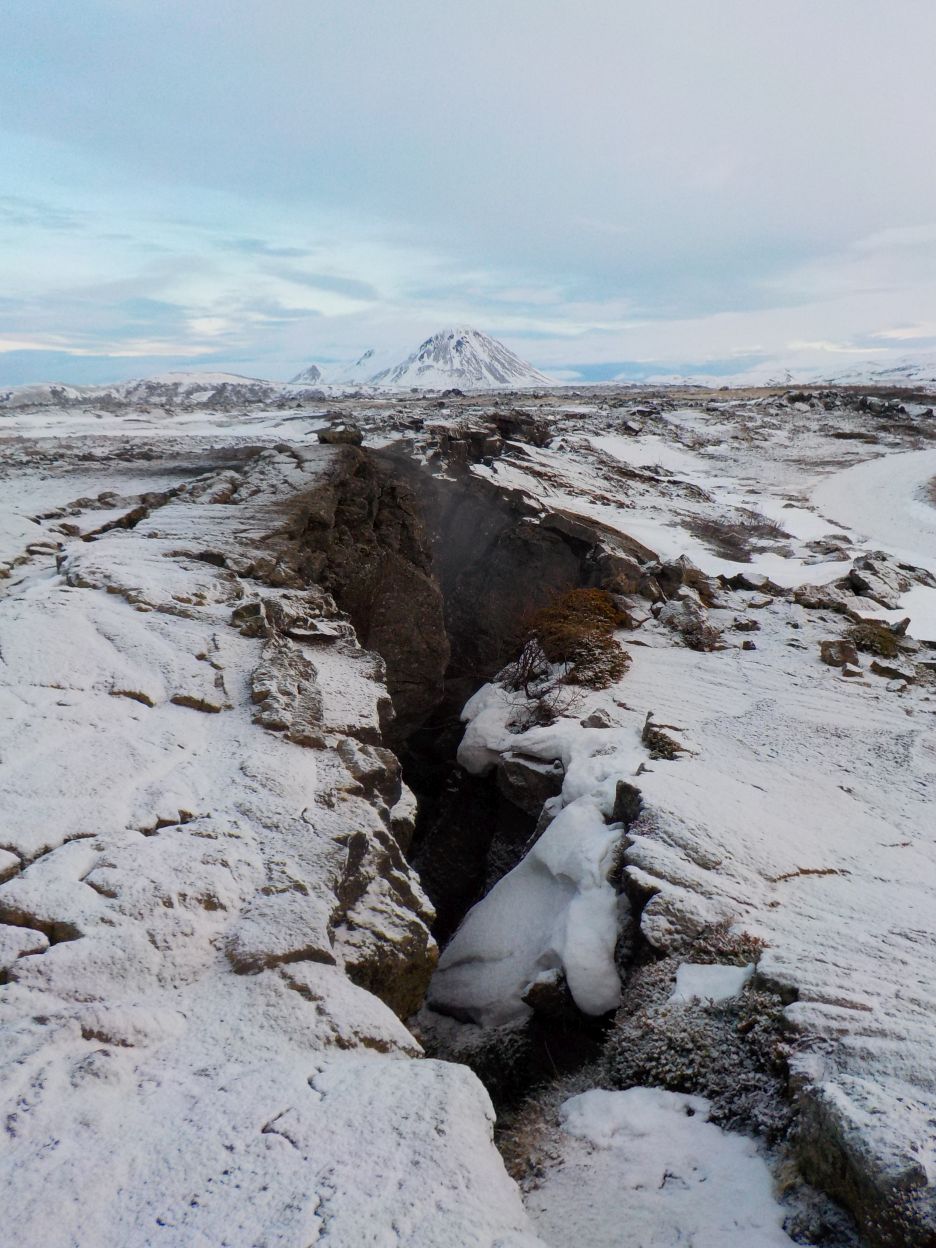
[506,588,630,696]
[846,620,899,658]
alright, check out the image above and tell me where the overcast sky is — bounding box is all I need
[3,0,936,384]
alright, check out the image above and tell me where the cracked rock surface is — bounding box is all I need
[0,435,542,1248]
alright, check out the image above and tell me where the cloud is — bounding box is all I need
[3,1,936,383]
[0,194,86,232]
[221,236,311,258]
[273,269,379,301]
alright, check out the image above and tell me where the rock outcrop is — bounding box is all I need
[0,439,545,1248]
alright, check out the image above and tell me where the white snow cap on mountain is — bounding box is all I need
[370,327,555,389]
[290,362,324,384]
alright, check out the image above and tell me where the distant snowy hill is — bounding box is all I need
[113,372,287,406]
[370,327,554,389]
[0,371,294,409]
[326,347,402,386]
[289,363,324,385]
[640,352,936,391]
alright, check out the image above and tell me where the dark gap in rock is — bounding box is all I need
[281,443,632,1102]
[399,727,537,944]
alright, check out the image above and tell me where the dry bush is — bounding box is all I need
[505,589,631,698]
[686,510,791,563]
[846,620,899,658]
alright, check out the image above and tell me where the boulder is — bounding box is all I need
[820,639,860,668]
[580,707,615,729]
[497,751,565,817]
[848,556,910,610]
[318,423,364,446]
[870,659,916,683]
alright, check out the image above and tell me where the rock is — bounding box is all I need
[793,581,874,620]
[611,780,644,828]
[649,556,720,606]
[820,639,860,667]
[594,546,644,595]
[657,599,722,652]
[225,890,336,973]
[0,923,48,973]
[741,639,757,651]
[318,423,364,446]
[0,850,20,884]
[580,707,615,729]
[497,751,565,817]
[250,636,327,747]
[870,659,916,683]
[733,617,760,632]
[521,967,581,1021]
[491,408,552,447]
[841,663,863,678]
[726,570,784,594]
[848,556,909,610]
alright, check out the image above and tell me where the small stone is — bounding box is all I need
[886,679,908,693]
[741,639,757,651]
[580,707,615,729]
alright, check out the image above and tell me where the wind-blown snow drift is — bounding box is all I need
[427,685,624,1027]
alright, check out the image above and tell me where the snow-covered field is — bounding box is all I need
[1,385,934,1246]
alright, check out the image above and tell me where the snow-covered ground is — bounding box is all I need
[0,433,545,1248]
[2,386,935,1245]
[527,1087,796,1247]
[416,390,936,1243]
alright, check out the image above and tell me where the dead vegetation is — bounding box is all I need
[641,711,688,760]
[504,589,631,715]
[684,510,792,563]
[846,620,900,658]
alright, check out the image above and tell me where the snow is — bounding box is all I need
[429,786,623,1025]
[0,439,546,1248]
[526,1087,795,1247]
[640,348,936,391]
[3,381,936,1241]
[812,448,936,575]
[669,961,754,1004]
[429,398,936,1230]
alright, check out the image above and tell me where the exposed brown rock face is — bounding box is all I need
[260,449,451,742]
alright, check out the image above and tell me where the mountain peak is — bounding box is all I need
[371,326,554,389]
[290,362,324,384]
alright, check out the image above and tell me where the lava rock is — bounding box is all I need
[820,639,860,667]
[318,423,364,446]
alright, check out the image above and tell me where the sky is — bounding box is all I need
[3,0,936,385]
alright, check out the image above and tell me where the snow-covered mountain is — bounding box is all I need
[370,327,555,389]
[0,371,296,410]
[639,351,936,391]
[324,347,400,386]
[289,363,324,385]
[111,372,288,406]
